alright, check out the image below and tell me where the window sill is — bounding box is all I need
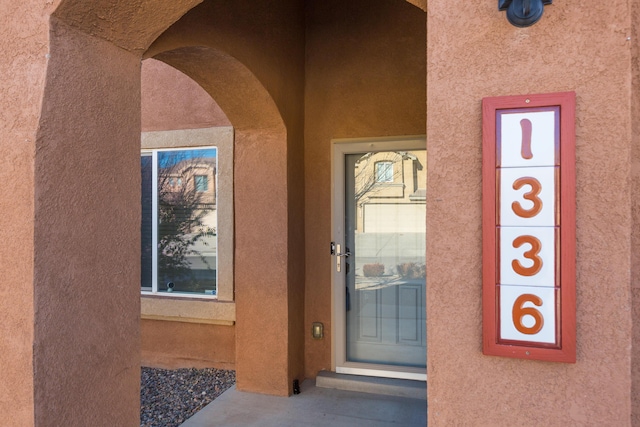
[141,295,235,325]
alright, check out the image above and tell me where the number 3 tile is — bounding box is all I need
[499,167,557,227]
[499,226,556,288]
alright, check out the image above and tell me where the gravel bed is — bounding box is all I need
[140,367,236,427]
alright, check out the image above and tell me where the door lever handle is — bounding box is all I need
[335,244,350,272]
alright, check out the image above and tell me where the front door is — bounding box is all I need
[333,137,426,380]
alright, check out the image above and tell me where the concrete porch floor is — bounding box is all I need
[179,378,427,426]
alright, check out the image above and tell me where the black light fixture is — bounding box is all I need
[499,0,552,28]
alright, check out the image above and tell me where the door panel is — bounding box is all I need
[343,149,426,369]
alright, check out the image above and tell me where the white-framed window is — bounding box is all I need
[375,161,394,182]
[195,175,208,192]
[141,147,218,298]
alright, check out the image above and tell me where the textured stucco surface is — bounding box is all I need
[632,1,640,424]
[147,0,307,396]
[0,1,53,425]
[141,319,235,370]
[427,2,633,425]
[140,60,236,373]
[32,19,142,426]
[154,47,284,131]
[54,0,202,52]
[406,0,426,11]
[3,0,638,425]
[233,129,292,395]
[141,58,230,131]
[303,0,426,379]
[141,298,236,325]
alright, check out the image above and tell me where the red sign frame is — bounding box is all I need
[482,92,576,363]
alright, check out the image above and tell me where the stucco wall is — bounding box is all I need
[303,0,426,378]
[147,0,306,396]
[139,126,236,369]
[3,0,638,425]
[1,0,206,424]
[632,0,640,424]
[427,2,633,425]
[142,320,235,369]
[141,58,230,131]
[0,1,53,425]
[140,58,236,370]
[32,18,142,426]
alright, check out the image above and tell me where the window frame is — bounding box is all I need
[375,161,394,183]
[138,126,235,308]
[140,127,235,318]
[194,174,209,192]
[141,146,219,299]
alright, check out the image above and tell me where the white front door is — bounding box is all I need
[332,137,426,380]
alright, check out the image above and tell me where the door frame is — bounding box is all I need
[331,136,427,381]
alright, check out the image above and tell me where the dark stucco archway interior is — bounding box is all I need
[35,0,425,422]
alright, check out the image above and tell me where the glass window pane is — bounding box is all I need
[375,161,393,182]
[347,150,426,368]
[195,175,208,192]
[141,154,153,290]
[157,149,217,295]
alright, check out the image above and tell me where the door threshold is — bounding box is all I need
[315,371,426,400]
[336,364,426,381]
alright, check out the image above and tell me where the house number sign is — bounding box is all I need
[482,92,576,363]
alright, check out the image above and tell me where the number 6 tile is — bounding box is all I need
[499,285,557,345]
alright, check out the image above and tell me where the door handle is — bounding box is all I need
[335,244,350,272]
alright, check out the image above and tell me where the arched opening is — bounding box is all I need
[141,2,306,394]
[139,58,235,369]
[138,43,295,395]
[22,0,425,423]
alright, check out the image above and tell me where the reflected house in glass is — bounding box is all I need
[352,150,426,276]
[142,148,218,295]
[344,148,427,369]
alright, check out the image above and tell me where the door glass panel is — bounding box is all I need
[345,150,426,368]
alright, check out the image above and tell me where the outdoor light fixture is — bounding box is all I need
[499,0,552,27]
[312,322,324,339]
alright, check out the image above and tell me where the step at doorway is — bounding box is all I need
[315,371,426,400]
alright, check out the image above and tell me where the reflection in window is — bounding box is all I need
[195,175,208,192]
[141,148,218,296]
[141,154,153,291]
[375,161,393,182]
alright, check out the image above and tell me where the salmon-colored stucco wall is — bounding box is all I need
[3,0,639,425]
[147,0,306,396]
[1,0,206,424]
[32,19,142,426]
[632,1,640,424]
[139,58,236,371]
[0,2,53,425]
[141,58,230,132]
[427,2,633,425]
[141,320,235,369]
[304,0,426,378]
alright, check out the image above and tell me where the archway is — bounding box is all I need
[147,44,298,395]
[35,0,302,423]
[16,0,425,423]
